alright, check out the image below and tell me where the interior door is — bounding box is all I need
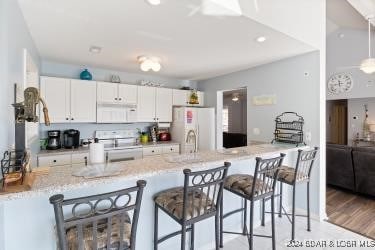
[97,81,118,104]
[40,77,70,123]
[70,80,97,123]
[156,88,173,122]
[329,101,348,145]
[137,86,156,122]
[118,84,137,104]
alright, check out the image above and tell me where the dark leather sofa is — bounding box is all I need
[326,143,375,197]
[223,132,247,148]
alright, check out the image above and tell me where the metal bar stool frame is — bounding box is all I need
[220,154,285,250]
[262,147,319,241]
[50,180,146,250]
[154,162,230,250]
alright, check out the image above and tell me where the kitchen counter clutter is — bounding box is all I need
[0,143,307,250]
[5,143,302,201]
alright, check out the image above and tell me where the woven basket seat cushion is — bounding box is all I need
[154,187,214,220]
[224,174,271,197]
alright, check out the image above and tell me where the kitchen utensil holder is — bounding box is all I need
[272,112,306,146]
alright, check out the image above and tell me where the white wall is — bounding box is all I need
[41,60,197,89]
[0,0,40,153]
[198,51,321,214]
[327,28,375,100]
[347,97,375,142]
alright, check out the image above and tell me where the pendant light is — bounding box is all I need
[360,16,375,74]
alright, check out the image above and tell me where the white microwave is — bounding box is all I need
[97,104,137,123]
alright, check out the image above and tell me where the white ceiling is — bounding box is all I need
[18,0,315,80]
[327,0,372,32]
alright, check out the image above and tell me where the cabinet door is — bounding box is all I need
[197,91,205,106]
[156,88,173,122]
[143,146,163,157]
[172,89,189,106]
[38,154,71,167]
[70,80,97,123]
[118,84,137,104]
[137,86,156,122]
[97,81,118,104]
[40,77,70,123]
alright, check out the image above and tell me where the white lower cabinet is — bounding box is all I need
[71,153,89,164]
[143,144,180,157]
[37,154,72,167]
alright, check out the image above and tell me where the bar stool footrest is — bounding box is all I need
[157,227,192,244]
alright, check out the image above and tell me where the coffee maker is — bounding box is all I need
[63,129,80,149]
[47,130,61,150]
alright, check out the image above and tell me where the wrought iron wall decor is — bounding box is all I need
[272,112,306,146]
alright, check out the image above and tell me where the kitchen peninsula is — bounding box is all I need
[0,143,306,250]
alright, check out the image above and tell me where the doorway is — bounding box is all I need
[222,88,247,148]
[326,99,348,145]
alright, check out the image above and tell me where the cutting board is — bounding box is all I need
[0,167,49,195]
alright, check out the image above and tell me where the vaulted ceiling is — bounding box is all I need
[18,0,316,80]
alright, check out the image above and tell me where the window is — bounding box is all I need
[223,107,229,132]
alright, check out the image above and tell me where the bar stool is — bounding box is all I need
[220,154,285,250]
[49,180,146,250]
[153,162,230,250]
[262,147,319,241]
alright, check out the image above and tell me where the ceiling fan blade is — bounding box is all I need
[254,0,259,12]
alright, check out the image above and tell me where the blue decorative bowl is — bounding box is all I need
[80,69,92,80]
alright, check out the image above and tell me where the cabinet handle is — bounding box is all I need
[115,98,118,100]
[119,98,122,101]
[53,160,57,163]
[152,150,155,153]
[71,118,74,120]
[66,118,69,120]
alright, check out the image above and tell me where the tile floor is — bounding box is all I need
[216,215,374,250]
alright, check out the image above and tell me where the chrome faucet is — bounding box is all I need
[186,129,198,153]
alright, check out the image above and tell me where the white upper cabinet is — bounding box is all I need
[40,77,70,123]
[172,89,190,106]
[172,89,205,107]
[70,80,97,123]
[40,76,96,123]
[97,82,137,104]
[97,82,118,104]
[118,84,137,104]
[137,86,156,122]
[156,88,173,122]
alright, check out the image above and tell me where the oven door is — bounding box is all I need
[106,148,143,163]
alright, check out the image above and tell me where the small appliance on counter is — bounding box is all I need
[157,123,171,141]
[46,130,61,150]
[63,129,80,149]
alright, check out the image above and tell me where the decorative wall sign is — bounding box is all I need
[252,95,277,106]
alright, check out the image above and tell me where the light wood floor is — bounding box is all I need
[327,186,375,239]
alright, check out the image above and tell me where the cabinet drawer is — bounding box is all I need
[71,153,89,164]
[163,145,180,154]
[143,146,163,157]
[38,154,71,167]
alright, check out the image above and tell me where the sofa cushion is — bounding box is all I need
[326,144,355,191]
[352,147,375,197]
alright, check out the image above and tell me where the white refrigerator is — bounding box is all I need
[171,107,215,153]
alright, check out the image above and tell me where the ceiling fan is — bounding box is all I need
[187,0,259,17]
[338,16,375,74]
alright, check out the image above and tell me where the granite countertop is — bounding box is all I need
[1,143,306,202]
[38,141,180,156]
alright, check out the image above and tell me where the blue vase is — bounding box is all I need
[80,69,92,80]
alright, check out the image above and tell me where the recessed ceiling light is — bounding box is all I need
[256,36,267,43]
[89,46,102,53]
[145,0,161,6]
